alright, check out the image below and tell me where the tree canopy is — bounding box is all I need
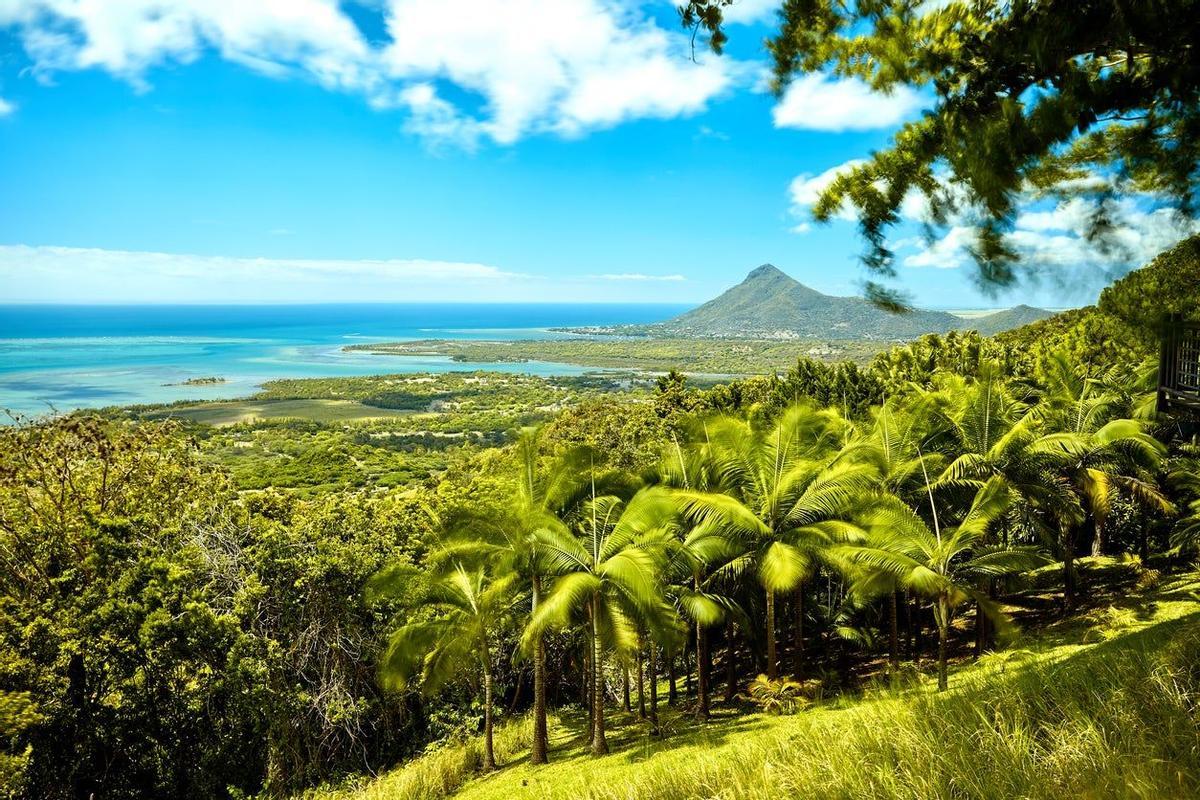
[682,0,1200,307]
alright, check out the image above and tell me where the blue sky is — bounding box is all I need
[0,1,1193,307]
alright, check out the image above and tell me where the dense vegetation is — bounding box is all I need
[2,238,1199,799]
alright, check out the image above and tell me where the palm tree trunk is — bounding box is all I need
[590,595,609,756]
[1090,516,1105,558]
[667,650,678,705]
[483,655,496,770]
[973,598,986,658]
[936,598,949,692]
[531,574,548,765]
[622,665,631,712]
[636,637,646,720]
[888,590,899,672]
[766,587,778,680]
[904,591,914,658]
[724,621,737,702]
[583,637,592,730]
[648,642,659,731]
[792,587,805,680]
[1061,523,1077,609]
[695,619,709,721]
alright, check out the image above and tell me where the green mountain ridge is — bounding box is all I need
[618,264,1052,341]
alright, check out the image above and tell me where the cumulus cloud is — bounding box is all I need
[897,195,1200,276]
[787,159,866,230]
[787,157,1200,289]
[0,96,13,115]
[773,73,925,131]
[0,0,739,145]
[719,0,780,25]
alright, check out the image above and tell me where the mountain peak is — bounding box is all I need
[745,263,788,281]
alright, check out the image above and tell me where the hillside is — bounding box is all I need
[963,303,1054,336]
[647,264,964,340]
[575,265,1050,342]
[304,564,1200,800]
[995,234,1200,368]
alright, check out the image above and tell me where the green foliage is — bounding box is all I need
[345,336,882,374]
[330,596,1200,800]
[0,691,40,799]
[684,2,1200,300]
[740,674,816,715]
[1098,235,1200,331]
[0,417,440,798]
[7,257,1200,797]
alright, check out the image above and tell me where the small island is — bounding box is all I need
[164,376,227,386]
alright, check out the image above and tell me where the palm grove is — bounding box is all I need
[3,236,1200,798]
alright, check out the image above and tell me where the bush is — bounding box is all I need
[740,675,820,715]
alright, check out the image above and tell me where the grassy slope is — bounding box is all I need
[304,568,1200,800]
[308,567,1200,800]
[142,399,416,425]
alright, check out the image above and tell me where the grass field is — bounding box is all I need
[304,567,1200,800]
[142,398,416,426]
[344,337,887,374]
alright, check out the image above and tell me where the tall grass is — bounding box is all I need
[302,718,536,800]
[313,611,1200,800]
[557,616,1200,800]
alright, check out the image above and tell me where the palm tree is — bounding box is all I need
[431,429,600,765]
[371,565,518,771]
[844,475,1047,690]
[1031,356,1171,604]
[525,487,673,755]
[843,397,944,668]
[665,404,873,680]
[1169,444,1200,554]
[661,520,744,719]
[928,368,1068,645]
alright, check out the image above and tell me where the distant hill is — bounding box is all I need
[995,234,1200,368]
[962,304,1055,336]
[589,264,1046,341]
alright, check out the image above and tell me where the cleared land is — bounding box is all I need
[141,398,416,426]
[344,338,886,374]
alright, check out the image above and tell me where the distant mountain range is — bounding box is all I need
[565,264,1053,341]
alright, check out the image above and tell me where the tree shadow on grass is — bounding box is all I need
[489,705,773,775]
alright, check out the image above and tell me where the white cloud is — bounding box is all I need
[785,156,1200,281]
[2,1,375,92]
[591,273,686,281]
[0,96,13,115]
[773,73,924,131]
[379,0,736,143]
[1,0,740,145]
[787,158,866,229]
[0,244,526,303]
[0,245,702,302]
[396,82,486,151]
[901,225,975,269]
[899,197,1200,276]
[720,0,780,25]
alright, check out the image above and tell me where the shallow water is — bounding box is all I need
[0,303,686,418]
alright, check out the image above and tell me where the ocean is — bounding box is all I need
[0,303,689,419]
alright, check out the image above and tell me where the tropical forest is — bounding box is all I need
[3,2,1200,800]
